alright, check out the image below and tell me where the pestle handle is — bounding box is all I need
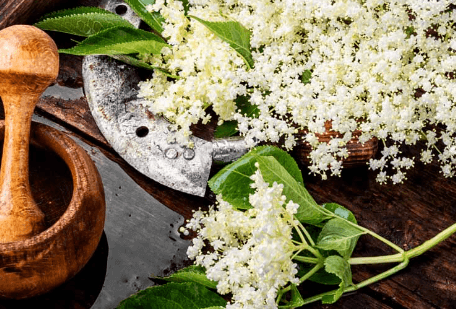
[0,25,59,243]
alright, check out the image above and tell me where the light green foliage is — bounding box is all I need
[116,282,226,309]
[155,265,217,290]
[214,95,259,138]
[123,0,165,33]
[301,69,312,84]
[321,256,352,304]
[317,218,365,259]
[278,285,305,309]
[208,146,303,209]
[190,16,254,69]
[59,26,167,55]
[112,54,159,70]
[322,203,358,223]
[256,156,329,225]
[35,7,134,36]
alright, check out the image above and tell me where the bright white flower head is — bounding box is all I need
[184,168,300,308]
[139,0,456,182]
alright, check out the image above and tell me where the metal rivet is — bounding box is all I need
[136,126,149,138]
[165,148,178,159]
[115,4,128,15]
[183,148,195,160]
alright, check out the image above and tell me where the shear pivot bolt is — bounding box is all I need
[183,148,195,160]
[165,148,178,159]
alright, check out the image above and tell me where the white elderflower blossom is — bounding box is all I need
[139,0,456,182]
[183,168,300,308]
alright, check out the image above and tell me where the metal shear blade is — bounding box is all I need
[83,55,214,196]
[82,0,249,196]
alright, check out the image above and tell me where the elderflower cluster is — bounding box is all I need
[183,168,300,309]
[139,0,247,145]
[139,0,456,182]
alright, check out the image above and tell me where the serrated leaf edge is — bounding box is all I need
[38,6,119,22]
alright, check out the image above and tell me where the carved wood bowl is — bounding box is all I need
[293,122,379,169]
[0,120,106,299]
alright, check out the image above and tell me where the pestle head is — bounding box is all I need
[0,25,59,96]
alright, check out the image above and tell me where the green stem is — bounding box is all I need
[276,263,323,305]
[299,223,456,305]
[362,227,404,253]
[306,245,324,260]
[293,256,320,264]
[406,222,456,259]
[419,129,442,156]
[301,257,409,305]
[321,207,404,254]
[349,253,402,265]
[350,222,456,265]
[299,263,323,284]
[297,221,316,246]
[291,219,308,246]
[301,223,456,306]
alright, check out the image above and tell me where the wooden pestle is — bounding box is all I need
[0,25,59,242]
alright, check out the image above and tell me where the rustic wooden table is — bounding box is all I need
[1,1,456,308]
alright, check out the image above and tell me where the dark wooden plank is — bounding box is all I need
[0,0,66,30]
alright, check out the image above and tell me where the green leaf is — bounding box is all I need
[116,282,226,309]
[124,296,185,309]
[317,218,365,259]
[59,26,168,56]
[124,0,165,33]
[298,266,342,286]
[190,16,254,69]
[214,95,259,138]
[322,203,357,224]
[35,7,134,37]
[155,265,217,290]
[208,146,303,209]
[112,55,179,78]
[256,156,329,225]
[278,285,305,309]
[321,256,352,304]
[111,54,176,77]
[214,120,238,138]
[301,69,312,84]
[38,6,114,22]
[405,26,415,39]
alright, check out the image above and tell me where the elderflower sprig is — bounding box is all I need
[116,146,456,308]
[184,168,302,308]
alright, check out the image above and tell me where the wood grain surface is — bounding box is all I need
[1,0,456,308]
[0,25,105,299]
[0,25,59,242]
[0,0,65,30]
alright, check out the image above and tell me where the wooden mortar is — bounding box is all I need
[0,25,106,299]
